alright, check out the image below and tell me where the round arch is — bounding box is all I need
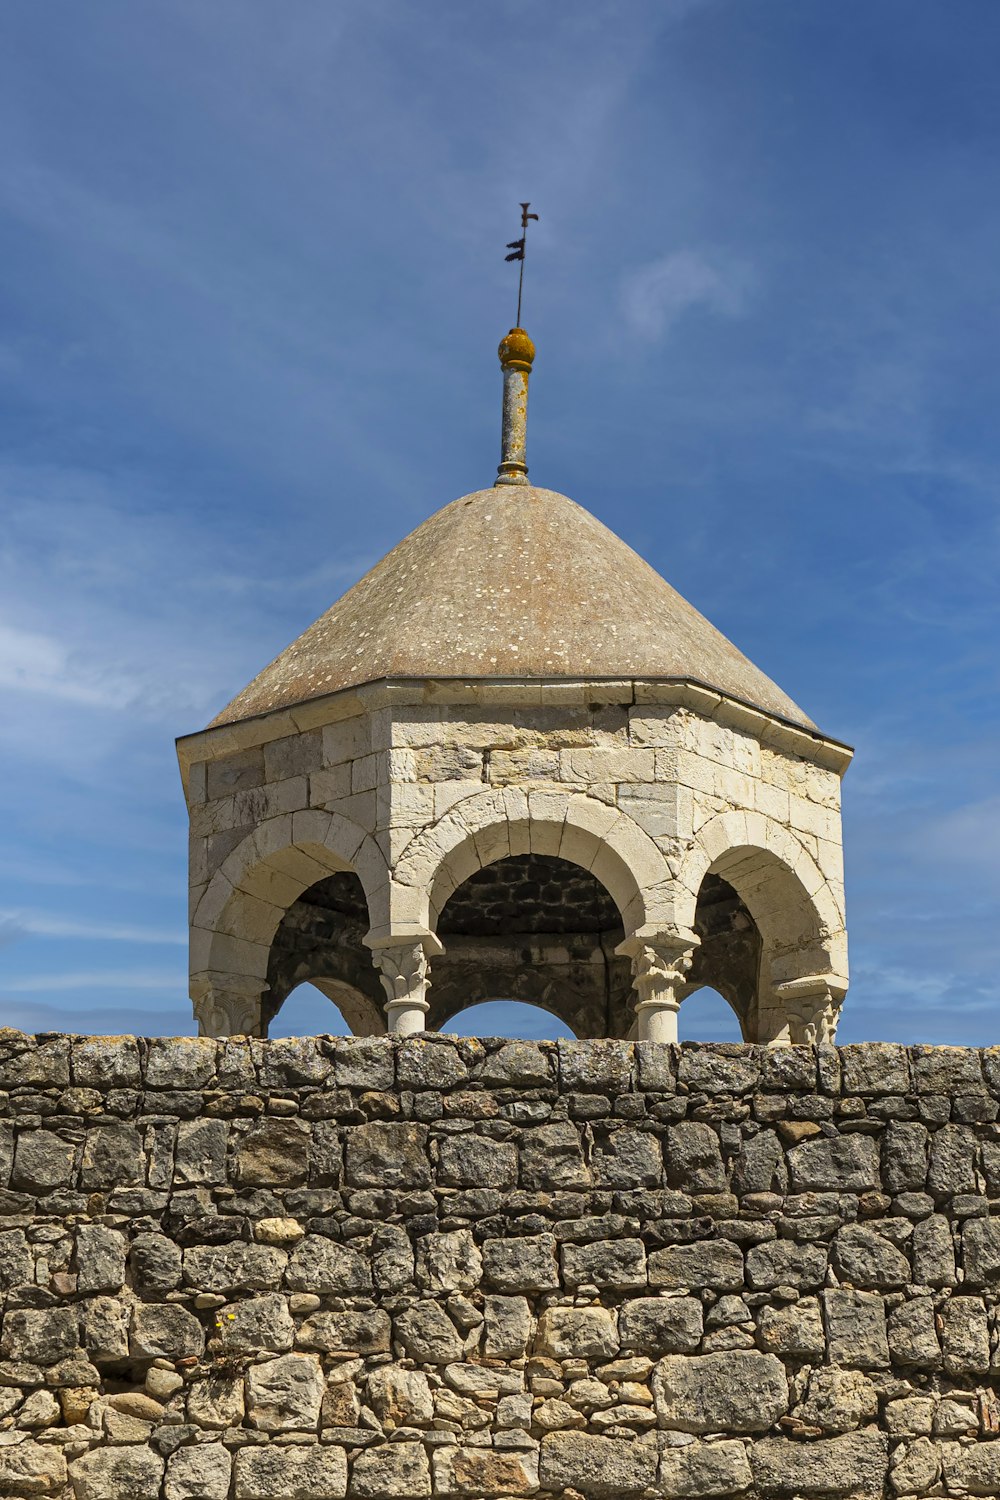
[392,787,675,938]
[189,810,389,1033]
[674,810,847,986]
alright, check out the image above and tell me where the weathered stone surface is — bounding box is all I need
[415,1229,482,1293]
[165,1443,232,1500]
[438,1133,518,1187]
[913,1213,956,1285]
[0,1439,67,1497]
[287,1235,372,1294]
[887,1296,940,1369]
[130,1303,205,1360]
[234,1443,347,1499]
[756,1296,825,1360]
[483,1295,533,1357]
[941,1438,1000,1496]
[218,1292,295,1352]
[562,1237,647,1289]
[787,1135,880,1192]
[395,1302,464,1363]
[519,1122,589,1189]
[591,1128,661,1188]
[0,1229,32,1290]
[246,1353,325,1432]
[653,1351,787,1433]
[345,1122,430,1187]
[367,1365,434,1427]
[183,1242,287,1293]
[665,1122,727,1191]
[1,1306,78,1364]
[823,1290,890,1369]
[298,1308,391,1355]
[749,1431,888,1495]
[13,1129,77,1192]
[832,1224,909,1289]
[236,1118,310,1187]
[658,1438,753,1498]
[649,1240,744,1291]
[732,1130,785,1195]
[891,1436,940,1494]
[80,1124,144,1189]
[746,1239,826,1290]
[130,1232,182,1292]
[482,1234,559,1292]
[69,1444,165,1500]
[536,1306,619,1359]
[540,1432,658,1495]
[434,1443,539,1497]
[940,1294,990,1375]
[962,1214,1000,1286]
[619,1295,702,1353]
[793,1367,878,1433]
[882,1121,928,1193]
[187,1372,245,1429]
[353,1441,431,1498]
[175,1118,229,1184]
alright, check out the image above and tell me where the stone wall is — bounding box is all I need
[2,1031,1000,1498]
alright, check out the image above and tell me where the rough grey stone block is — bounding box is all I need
[653,1350,787,1433]
[540,1432,658,1496]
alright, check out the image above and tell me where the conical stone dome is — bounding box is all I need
[213,485,815,731]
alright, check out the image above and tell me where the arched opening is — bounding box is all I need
[428,853,633,1038]
[442,1002,576,1042]
[261,871,384,1037]
[678,987,745,1044]
[269,984,353,1039]
[687,872,762,1040]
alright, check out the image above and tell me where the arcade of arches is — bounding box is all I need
[259,852,765,1043]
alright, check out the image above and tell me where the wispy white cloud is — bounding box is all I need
[0,910,185,946]
[0,970,182,994]
[620,250,753,341]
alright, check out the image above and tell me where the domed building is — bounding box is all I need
[177,326,851,1045]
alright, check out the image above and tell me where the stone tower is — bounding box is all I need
[178,326,851,1044]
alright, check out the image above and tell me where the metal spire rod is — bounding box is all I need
[505,201,538,327]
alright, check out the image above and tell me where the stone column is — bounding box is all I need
[191,976,265,1038]
[495,328,535,486]
[617,929,700,1044]
[765,974,848,1046]
[367,933,444,1036]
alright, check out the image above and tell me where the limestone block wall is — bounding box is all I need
[2,1031,1000,1498]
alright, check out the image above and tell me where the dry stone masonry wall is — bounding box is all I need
[2,1033,1000,1498]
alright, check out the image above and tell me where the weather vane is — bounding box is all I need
[505,202,539,328]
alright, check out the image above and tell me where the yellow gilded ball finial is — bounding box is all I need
[498,327,535,372]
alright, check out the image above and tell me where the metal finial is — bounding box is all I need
[505,202,538,328]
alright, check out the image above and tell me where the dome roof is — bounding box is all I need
[212,485,816,731]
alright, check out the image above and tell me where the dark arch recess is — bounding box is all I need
[428,853,632,1038]
[262,871,384,1036]
[688,873,762,1038]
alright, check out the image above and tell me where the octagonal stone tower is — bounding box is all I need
[177,328,852,1045]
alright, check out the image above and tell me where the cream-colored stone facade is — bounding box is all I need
[179,677,850,1046]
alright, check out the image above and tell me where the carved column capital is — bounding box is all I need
[771,975,848,1046]
[617,927,700,1044]
[191,975,265,1038]
[366,931,444,1036]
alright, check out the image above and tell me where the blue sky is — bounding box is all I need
[0,1,997,1044]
